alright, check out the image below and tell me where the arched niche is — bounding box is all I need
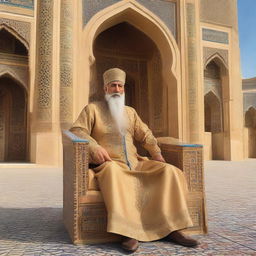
[204,91,222,133]
[245,106,256,128]
[0,28,29,162]
[79,1,181,138]
[0,27,28,54]
[204,57,229,160]
[0,75,28,162]
[92,22,165,135]
[245,107,256,158]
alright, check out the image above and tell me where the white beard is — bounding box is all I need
[105,93,127,135]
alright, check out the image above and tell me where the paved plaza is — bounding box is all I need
[0,160,256,256]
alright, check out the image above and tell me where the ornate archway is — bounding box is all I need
[92,22,165,135]
[204,57,230,160]
[79,0,181,138]
[0,75,28,162]
[0,26,29,52]
[245,107,256,158]
[0,27,29,162]
[204,91,223,160]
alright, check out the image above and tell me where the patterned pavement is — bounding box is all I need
[0,160,256,255]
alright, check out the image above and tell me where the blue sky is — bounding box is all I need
[238,0,256,78]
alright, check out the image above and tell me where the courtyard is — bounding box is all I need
[0,160,255,255]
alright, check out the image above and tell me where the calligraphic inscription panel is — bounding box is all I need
[202,28,229,44]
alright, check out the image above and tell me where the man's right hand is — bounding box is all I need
[90,145,112,164]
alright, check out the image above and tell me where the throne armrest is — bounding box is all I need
[63,130,89,195]
[157,137,207,234]
[157,137,204,193]
[62,130,89,242]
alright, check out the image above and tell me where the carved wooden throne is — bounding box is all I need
[63,131,207,244]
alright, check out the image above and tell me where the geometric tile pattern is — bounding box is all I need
[0,161,255,255]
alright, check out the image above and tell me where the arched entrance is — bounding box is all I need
[0,27,29,162]
[204,91,224,160]
[79,1,182,139]
[0,76,27,162]
[245,107,256,158]
[204,60,225,160]
[92,22,165,135]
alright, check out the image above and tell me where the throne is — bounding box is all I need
[62,131,207,244]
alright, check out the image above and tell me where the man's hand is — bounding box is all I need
[91,146,112,164]
[151,152,166,163]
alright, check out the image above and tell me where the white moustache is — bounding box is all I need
[110,93,121,97]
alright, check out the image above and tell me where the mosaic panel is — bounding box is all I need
[0,0,34,9]
[0,17,30,45]
[60,0,73,126]
[35,0,53,122]
[137,0,176,38]
[202,28,229,44]
[82,0,120,25]
[82,0,176,39]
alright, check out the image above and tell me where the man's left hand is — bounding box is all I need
[151,153,166,163]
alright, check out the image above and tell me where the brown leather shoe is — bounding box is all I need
[167,230,199,247]
[121,237,139,252]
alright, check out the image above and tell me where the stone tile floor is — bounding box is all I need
[0,160,256,255]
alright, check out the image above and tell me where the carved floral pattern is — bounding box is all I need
[60,0,73,125]
[35,0,53,122]
[0,17,30,46]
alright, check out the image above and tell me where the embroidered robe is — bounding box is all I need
[70,101,193,241]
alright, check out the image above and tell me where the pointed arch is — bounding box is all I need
[82,0,179,73]
[78,0,182,138]
[0,73,28,162]
[0,71,28,93]
[204,90,223,133]
[0,24,29,50]
[245,106,256,128]
[204,89,219,101]
[205,53,228,72]
[244,105,256,114]
[204,90,224,160]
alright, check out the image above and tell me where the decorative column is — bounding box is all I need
[34,0,54,129]
[32,0,61,166]
[185,1,202,143]
[60,0,73,128]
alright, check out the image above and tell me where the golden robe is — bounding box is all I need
[70,101,193,241]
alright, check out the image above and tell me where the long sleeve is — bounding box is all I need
[69,105,99,151]
[132,109,161,156]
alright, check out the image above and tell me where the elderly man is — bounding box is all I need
[70,68,199,252]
